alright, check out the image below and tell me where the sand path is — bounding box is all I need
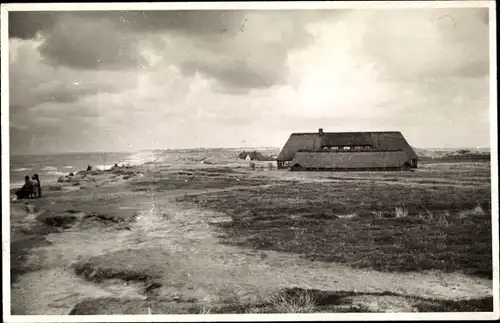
[10,177,493,314]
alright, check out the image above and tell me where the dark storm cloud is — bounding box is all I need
[107,9,344,37]
[95,10,247,34]
[8,11,57,39]
[8,10,246,70]
[37,15,148,70]
[168,10,321,90]
[9,10,338,39]
[8,10,340,91]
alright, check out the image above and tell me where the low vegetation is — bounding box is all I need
[178,178,492,278]
[67,287,493,314]
[129,169,270,192]
[266,288,493,313]
[11,160,493,315]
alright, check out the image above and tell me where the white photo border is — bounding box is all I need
[1,1,498,322]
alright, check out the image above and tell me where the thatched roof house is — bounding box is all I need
[277,129,418,171]
[238,150,273,161]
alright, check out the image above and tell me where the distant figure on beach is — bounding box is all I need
[86,165,92,171]
[32,174,42,198]
[15,175,34,199]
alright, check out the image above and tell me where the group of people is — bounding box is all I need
[15,174,42,199]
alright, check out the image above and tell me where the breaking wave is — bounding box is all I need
[95,164,115,171]
[41,166,58,171]
[46,171,69,176]
[122,151,161,166]
[12,167,32,172]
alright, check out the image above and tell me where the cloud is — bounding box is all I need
[107,10,248,34]
[8,11,57,39]
[7,8,491,154]
[167,11,317,90]
[37,14,149,70]
[355,8,489,81]
[9,10,342,91]
[9,38,139,111]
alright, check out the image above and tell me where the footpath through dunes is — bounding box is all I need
[9,162,494,315]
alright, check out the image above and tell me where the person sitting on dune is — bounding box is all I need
[15,175,34,199]
[32,174,42,198]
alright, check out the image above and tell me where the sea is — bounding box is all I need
[9,150,160,189]
[9,147,280,189]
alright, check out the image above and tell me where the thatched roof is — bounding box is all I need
[238,150,272,161]
[290,151,410,170]
[320,132,373,147]
[278,131,417,161]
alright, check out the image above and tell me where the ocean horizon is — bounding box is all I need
[9,145,490,157]
[9,151,136,188]
[9,146,282,157]
[8,147,282,189]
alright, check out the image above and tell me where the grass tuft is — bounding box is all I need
[269,289,316,313]
[394,206,408,218]
[200,305,213,314]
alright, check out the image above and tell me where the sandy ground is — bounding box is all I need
[9,163,493,315]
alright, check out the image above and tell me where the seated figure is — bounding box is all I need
[15,175,34,199]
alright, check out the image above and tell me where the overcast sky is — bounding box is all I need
[8,7,491,155]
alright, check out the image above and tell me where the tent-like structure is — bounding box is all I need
[277,129,418,171]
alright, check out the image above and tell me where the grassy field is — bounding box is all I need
[178,162,492,278]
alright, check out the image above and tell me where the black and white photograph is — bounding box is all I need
[1,1,498,321]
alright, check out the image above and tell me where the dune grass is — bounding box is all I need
[178,178,492,278]
[129,172,269,192]
[68,287,493,314]
[268,288,317,313]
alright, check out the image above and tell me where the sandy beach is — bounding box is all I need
[9,159,493,315]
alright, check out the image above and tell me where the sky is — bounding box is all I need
[7,7,491,155]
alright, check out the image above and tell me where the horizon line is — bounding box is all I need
[9,145,491,157]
